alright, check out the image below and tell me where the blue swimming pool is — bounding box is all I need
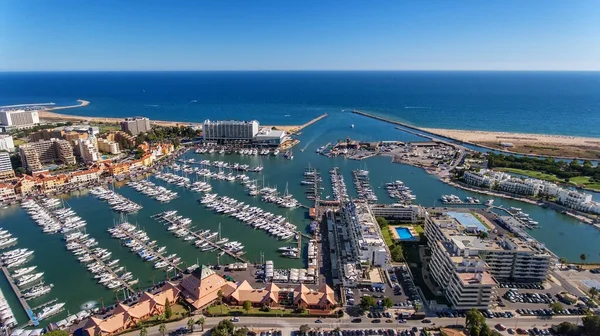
[395,227,414,240]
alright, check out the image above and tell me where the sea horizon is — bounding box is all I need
[1,71,599,137]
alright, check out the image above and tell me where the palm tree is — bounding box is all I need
[140,327,148,336]
[187,318,195,332]
[589,287,599,301]
[217,289,224,313]
[559,257,568,270]
[580,254,587,269]
[197,317,206,331]
[159,323,167,336]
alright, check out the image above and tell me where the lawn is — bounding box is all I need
[92,122,121,133]
[496,168,563,182]
[497,168,600,192]
[13,138,26,147]
[206,304,308,316]
[382,227,394,247]
[414,225,424,234]
[569,176,600,191]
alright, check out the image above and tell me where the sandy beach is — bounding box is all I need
[422,128,600,159]
[38,100,312,133]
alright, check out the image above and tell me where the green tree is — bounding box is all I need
[197,317,206,331]
[159,323,167,336]
[243,300,252,313]
[581,254,587,269]
[299,325,311,335]
[390,245,404,262]
[582,315,600,336]
[234,327,250,336]
[140,327,148,336]
[480,323,491,336]
[217,289,224,313]
[212,319,235,336]
[187,318,195,332]
[382,297,393,309]
[556,322,579,336]
[465,309,486,336]
[164,298,172,319]
[559,257,568,270]
[376,217,388,228]
[360,295,376,311]
[413,301,422,312]
[550,302,564,313]
[43,331,69,336]
[590,287,599,301]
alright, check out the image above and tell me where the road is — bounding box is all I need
[121,315,586,336]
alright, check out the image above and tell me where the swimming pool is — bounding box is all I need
[395,227,414,240]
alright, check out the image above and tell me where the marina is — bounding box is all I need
[0,110,599,329]
[152,211,249,262]
[107,222,183,274]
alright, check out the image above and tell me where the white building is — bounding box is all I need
[0,110,40,128]
[73,138,100,162]
[463,169,511,188]
[202,120,259,142]
[426,213,552,283]
[253,128,287,146]
[498,178,544,196]
[0,134,15,152]
[369,204,424,223]
[557,189,600,214]
[0,152,13,172]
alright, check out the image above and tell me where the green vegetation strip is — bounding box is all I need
[206,305,309,316]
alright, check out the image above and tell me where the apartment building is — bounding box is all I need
[19,139,76,172]
[0,183,17,203]
[0,109,40,128]
[103,131,136,150]
[342,202,388,267]
[425,213,552,308]
[97,138,120,154]
[498,179,543,196]
[0,152,15,182]
[202,120,259,142]
[428,237,496,310]
[69,169,100,184]
[120,117,151,135]
[557,189,600,214]
[462,169,511,188]
[0,134,15,151]
[369,204,424,223]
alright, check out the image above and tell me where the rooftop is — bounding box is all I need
[458,272,497,286]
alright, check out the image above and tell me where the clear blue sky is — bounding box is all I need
[1,0,599,71]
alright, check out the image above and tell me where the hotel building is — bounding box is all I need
[120,117,151,135]
[202,120,259,143]
[0,109,40,129]
[97,138,120,154]
[73,138,100,162]
[0,134,15,152]
[369,204,424,223]
[0,152,15,182]
[425,213,552,309]
[19,139,76,172]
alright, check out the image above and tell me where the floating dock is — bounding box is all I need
[1,267,39,326]
[153,214,249,263]
[114,226,183,273]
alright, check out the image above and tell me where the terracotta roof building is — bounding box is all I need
[83,282,179,336]
[179,266,231,309]
[293,284,337,310]
[226,281,281,307]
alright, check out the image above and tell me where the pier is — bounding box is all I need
[114,226,184,273]
[77,242,134,292]
[1,267,39,326]
[290,113,328,135]
[153,214,249,263]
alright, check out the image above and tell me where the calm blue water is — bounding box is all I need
[395,227,414,240]
[1,71,599,137]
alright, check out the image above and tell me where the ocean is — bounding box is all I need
[1,71,599,137]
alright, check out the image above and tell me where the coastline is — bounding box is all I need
[38,100,326,134]
[352,110,600,161]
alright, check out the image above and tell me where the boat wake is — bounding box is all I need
[81,300,98,310]
[404,106,431,109]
